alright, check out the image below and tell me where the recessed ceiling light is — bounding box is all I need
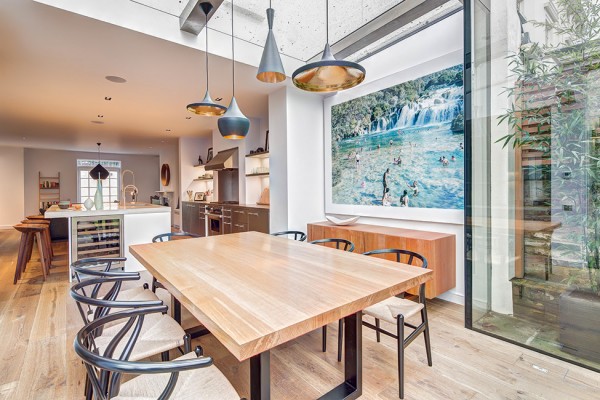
[105,75,127,83]
[215,97,223,101]
[104,96,112,101]
[91,120,104,124]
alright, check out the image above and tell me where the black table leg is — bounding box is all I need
[319,311,362,399]
[250,350,270,400]
[172,297,210,339]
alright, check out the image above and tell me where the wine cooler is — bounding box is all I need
[71,215,123,265]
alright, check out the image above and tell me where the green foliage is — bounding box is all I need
[498,0,600,293]
[331,65,463,141]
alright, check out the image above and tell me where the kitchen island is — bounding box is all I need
[45,203,170,277]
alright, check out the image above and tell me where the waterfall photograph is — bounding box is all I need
[330,64,464,210]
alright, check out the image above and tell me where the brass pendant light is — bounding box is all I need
[256,0,286,83]
[218,0,250,139]
[186,2,227,116]
[292,0,366,92]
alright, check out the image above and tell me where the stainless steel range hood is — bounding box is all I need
[204,147,238,171]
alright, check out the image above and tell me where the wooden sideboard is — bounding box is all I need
[307,222,456,299]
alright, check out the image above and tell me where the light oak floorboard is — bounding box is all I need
[0,230,596,399]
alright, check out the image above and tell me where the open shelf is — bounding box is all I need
[193,164,206,168]
[194,177,214,181]
[246,151,269,159]
[246,172,270,177]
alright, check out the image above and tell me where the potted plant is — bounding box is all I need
[498,0,600,363]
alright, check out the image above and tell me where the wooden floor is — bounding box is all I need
[0,230,597,399]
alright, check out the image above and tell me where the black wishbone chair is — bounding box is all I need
[271,230,307,241]
[70,277,190,364]
[361,248,432,399]
[74,306,241,400]
[71,257,159,301]
[308,238,355,360]
[150,232,200,293]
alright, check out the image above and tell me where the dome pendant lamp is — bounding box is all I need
[218,0,250,139]
[256,0,286,83]
[292,0,365,92]
[186,2,227,116]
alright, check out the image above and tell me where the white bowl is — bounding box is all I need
[325,215,360,226]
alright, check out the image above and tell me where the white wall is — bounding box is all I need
[23,148,160,216]
[179,136,212,204]
[0,146,25,228]
[270,13,466,304]
[159,142,180,228]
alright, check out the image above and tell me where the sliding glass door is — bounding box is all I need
[465,0,600,371]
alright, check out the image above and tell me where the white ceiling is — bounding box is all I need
[0,0,282,155]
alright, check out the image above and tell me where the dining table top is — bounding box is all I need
[129,231,432,361]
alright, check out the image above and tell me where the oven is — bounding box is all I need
[206,205,223,236]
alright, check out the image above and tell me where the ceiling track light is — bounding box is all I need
[256,0,285,83]
[218,0,250,140]
[186,2,227,116]
[292,0,366,92]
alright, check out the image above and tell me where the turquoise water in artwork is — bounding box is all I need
[331,71,464,210]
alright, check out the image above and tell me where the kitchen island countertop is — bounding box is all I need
[44,203,170,218]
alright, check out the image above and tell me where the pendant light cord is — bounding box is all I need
[205,9,209,91]
[326,0,329,44]
[231,0,235,95]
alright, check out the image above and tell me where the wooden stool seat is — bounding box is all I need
[13,224,50,284]
[26,215,50,221]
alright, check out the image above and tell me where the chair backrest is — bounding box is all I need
[363,249,428,301]
[152,232,201,242]
[71,257,130,282]
[70,275,162,328]
[271,230,307,241]
[309,238,355,252]
[74,306,213,400]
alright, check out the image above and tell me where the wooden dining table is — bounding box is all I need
[130,231,432,399]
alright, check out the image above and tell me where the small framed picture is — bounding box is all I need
[207,147,213,162]
[194,192,205,201]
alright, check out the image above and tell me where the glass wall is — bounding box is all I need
[466,0,600,371]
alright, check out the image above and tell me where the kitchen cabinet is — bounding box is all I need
[182,202,206,236]
[232,208,247,226]
[248,209,269,233]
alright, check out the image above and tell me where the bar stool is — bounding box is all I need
[21,219,53,266]
[13,224,50,284]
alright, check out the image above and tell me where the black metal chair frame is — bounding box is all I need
[309,238,356,359]
[309,238,355,252]
[74,306,205,400]
[360,248,432,399]
[151,232,200,293]
[270,230,307,241]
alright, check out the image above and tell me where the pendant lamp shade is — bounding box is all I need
[90,143,109,180]
[292,0,365,92]
[218,97,250,140]
[186,2,227,116]
[256,6,286,83]
[218,0,249,139]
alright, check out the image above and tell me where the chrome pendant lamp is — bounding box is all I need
[186,2,227,116]
[218,0,250,139]
[292,0,365,92]
[89,142,109,180]
[256,0,285,83]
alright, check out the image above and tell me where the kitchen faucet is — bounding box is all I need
[121,169,139,205]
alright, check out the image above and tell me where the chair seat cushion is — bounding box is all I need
[113,352,239,400]
[95,312,185,361]
[363,297,424,324]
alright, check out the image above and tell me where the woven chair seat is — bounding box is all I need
[113,352,239,400]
